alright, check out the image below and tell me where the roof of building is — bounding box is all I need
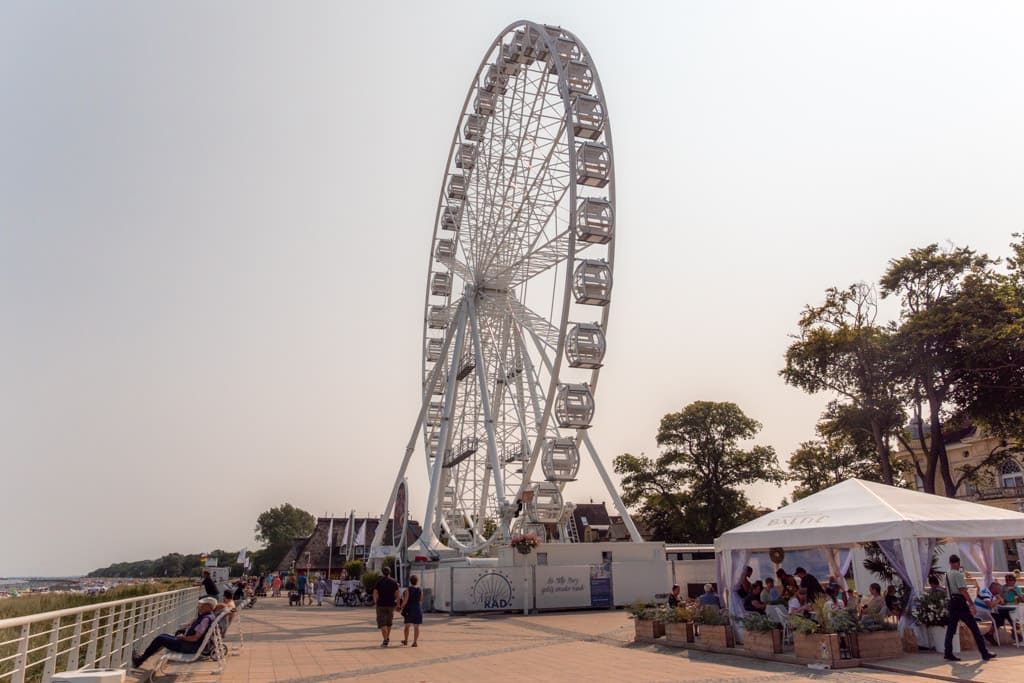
[572,502,612,527]
[276,516,422,572]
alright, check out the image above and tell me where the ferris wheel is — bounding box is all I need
[374,21,641,556]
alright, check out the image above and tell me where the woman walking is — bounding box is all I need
[399,575,424,647]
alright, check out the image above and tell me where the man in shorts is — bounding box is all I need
[373,567,400,647]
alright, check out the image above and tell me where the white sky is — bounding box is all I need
[2,1,1023,576]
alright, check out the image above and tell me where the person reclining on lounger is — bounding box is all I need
[132,597,217,668]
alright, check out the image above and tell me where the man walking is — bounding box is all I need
[944,554,997,662]
[373,567,400,647]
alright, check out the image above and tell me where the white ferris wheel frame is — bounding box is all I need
[372,20,641,557]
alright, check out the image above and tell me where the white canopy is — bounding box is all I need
[715,478,1024,552]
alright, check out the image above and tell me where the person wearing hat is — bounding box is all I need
[131,597,218,668]
[943,554,997,662]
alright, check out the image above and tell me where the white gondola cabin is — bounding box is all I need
[571,95,605,140]
[474,89,496,116]
[574,197,613,244]
[527,482,564,524]
[442,203,462,231]
[541,437,580,481]
[426,337,444,362]
[566,322,606,368]
[427,304,450,329]
[483,64,508,94]
[447,174,467,200]
[565,60,592,94]
[456,142,477,170]
[435,238,455,261]
[463,114,487,142]
[555,382,595,428]
[576,142,611,187]
[572,259,612,305]
[431,271,452,297]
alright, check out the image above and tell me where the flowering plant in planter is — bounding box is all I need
[510,533,540,554]
[910,590,948,626]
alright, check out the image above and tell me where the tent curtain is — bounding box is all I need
[876,539,917,641]
[726,549,751,621]
[819,547,854,581]
[957,540,995,588]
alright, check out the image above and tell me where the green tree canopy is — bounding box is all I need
[254,503,316,572]
[614,401,785,542]
[780,283,903,485]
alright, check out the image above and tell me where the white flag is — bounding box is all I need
[327,519,335,549]
[340,518,350,547]
[237,548,247,565]
[354,520,367,546]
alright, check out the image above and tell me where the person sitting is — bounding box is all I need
[760,577,781,604]
[823,585,845,609]
[974,581,1004,646]
[132,597,217,668]
[197,570,219,599]
[926,574,945,594]
[862,583,885,615]
[884,585,903,619]
[743,581,767,614]
[698,583,721,608]
[776,568,799,597]
[220,590,237,625]
[826,575,849,605]
[667,584,682,608]
[736,566,753,599]
[1003,574,1023,605]
[788,588,812,617]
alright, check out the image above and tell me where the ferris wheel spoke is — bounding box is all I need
[504,297,561,349]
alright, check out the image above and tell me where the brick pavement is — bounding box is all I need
[148,597,1023,682]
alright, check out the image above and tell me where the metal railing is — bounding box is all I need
[0,587,203,683]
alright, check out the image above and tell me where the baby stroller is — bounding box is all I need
[288,591,301,606]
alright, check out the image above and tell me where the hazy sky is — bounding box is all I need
[3,1,1023,576]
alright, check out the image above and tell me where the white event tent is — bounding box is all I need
[714,479,1024,625]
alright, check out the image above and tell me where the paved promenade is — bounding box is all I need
[153,597,1022,683]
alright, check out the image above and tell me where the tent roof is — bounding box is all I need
[715,479,1024,551]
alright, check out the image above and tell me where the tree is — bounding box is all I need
[781,283,903,485]
[254,503,316,572]
[948,234,1024,440]
[614,401,785,542]
[882,243,996,495]
[787,430,883,500]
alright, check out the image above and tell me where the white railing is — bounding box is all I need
[0,587,203,683]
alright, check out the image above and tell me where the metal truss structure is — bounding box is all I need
[373,20,641,558]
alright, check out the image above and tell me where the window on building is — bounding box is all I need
[1000,460,1023,489]
[914,473,925,492]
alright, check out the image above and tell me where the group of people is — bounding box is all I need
[734,565,849,617]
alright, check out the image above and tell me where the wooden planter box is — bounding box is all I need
[743,629,783,655]
[634,619,665,642]
[700,624,735,648]
[849,631,902,660]
[665,622,696,646]
[794,632,843,666]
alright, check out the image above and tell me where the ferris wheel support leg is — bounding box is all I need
[513,325,550,489]
[580,432,644,543]
[370,303,463,553]
[467,295,508,519]
[419,301,471,552]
